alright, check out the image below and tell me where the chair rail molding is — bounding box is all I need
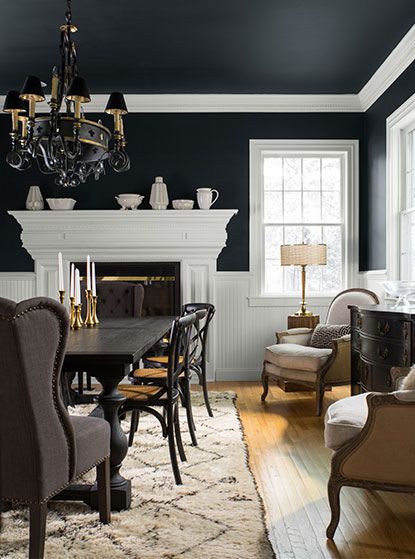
[9,209,238,380]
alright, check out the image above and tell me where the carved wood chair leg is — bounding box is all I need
[29,502,47,559]
[261,367,269,402]
[128,410,140,447]
[316,382,325,416]
[326,478,342,539]
[96,457,111,524]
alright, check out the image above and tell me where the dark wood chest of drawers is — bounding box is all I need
[350,304,413,394]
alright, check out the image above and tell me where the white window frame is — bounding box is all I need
[386,93,415,280]
[249,139,359,306]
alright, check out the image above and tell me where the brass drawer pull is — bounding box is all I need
[377,321,390,336]
[377,346,389,360]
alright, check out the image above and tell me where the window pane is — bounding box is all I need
[284,225,302,244]
[303,158,320,190]
[284,265,300,292]
[265,226,283,259]
[283,158,301,190]
[303,192,321,223]
[322,192,341,222]
[264,191,283,223]
[265,260,282,293]
[322,158,341,191]
[303,225,322,244]
[322,226,342,292]
[284,192,302,223]
[264,157,282,190]
[307,266,323,294]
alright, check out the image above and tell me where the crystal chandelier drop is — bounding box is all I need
[3,0,130,187]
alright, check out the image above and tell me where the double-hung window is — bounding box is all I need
[250,140,358,301]
[400,124,415,279]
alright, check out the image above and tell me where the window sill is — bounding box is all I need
[248,295,335,308]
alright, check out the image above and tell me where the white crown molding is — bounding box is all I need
[0,93,362,113]
[358,24,415,111]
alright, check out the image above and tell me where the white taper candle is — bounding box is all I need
[92,262,96,297]
[86,255,91,291]
[70,263,75,298]
[75,268,81,306]
[58,252,64,291]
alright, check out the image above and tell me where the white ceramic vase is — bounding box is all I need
[26,186,44,211]
[197,187,219,209]
[150,176,169,210]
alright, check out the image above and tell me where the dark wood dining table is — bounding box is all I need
[62,316,174,511]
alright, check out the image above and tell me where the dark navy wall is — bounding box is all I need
[361,60,415,271]
[0,112,363,272]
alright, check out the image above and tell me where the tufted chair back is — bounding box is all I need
[0,297,75,504]
[82,281,144,317]
[326,288,379,325]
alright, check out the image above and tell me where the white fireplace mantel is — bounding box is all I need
[9,209,238,378]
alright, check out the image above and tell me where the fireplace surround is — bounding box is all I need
[9,209,237,378]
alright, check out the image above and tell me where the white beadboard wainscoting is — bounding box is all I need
[0,269,387,381]
[214,272,331,380]
[0,272,35,301]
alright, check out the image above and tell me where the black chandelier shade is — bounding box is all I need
[105,92,128,114]
[3,90,26,113]
[19,76,45,102]
[66,76,91,103]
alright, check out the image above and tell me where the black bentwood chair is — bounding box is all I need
[119,312,198,485]
[145,303,216,417]
[129,309,206,449]
[0,297,111,559]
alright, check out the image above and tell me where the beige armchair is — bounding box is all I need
[261,288,379,415]
[325,367,415,539]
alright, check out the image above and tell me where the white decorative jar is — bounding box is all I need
[26,186,44,211]
[150,176,169,210]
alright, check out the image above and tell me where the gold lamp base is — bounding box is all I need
[295,305,313,317]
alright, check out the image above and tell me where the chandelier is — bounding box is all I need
[2,0,130,187]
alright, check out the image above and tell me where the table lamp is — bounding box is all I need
[280,243,327,316]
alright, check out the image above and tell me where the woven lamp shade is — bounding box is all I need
[280,243,327,266]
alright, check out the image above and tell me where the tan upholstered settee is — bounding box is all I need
[261,288,379,415]
[325,367,415,538]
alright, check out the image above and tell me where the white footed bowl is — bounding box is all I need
[115,193,144,210]
[46,198,76,210]
[172,199,194,210]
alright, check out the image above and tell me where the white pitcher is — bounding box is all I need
[150,176,169,210]
[196,188,219,209]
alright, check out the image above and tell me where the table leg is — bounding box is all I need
[89,371,131,511]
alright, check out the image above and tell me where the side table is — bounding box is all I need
[287,314,320,329]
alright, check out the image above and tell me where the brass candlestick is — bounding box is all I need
[92,295,99,325]
[58,290,65,305]
[85,289,94,327]
[73,304,83,330]
[69,296,76,329]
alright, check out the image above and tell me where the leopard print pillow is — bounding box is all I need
[310,324,350,349]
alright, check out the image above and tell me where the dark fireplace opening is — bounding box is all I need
[78,262,181,316]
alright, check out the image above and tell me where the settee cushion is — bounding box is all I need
[265,343,332,373]
[324,393,370,451]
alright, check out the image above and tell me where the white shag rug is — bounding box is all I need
[0,391,275,559]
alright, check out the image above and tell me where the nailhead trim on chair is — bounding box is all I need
[0,303,75,502]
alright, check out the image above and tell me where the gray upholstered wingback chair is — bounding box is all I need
[0,297,111,559]
[261,288,379,415]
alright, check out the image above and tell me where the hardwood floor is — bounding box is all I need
[202,381,415,559]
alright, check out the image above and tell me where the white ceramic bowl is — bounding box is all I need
[46,198,76,210]
[115,193,144,210]
[172,199,194,210]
